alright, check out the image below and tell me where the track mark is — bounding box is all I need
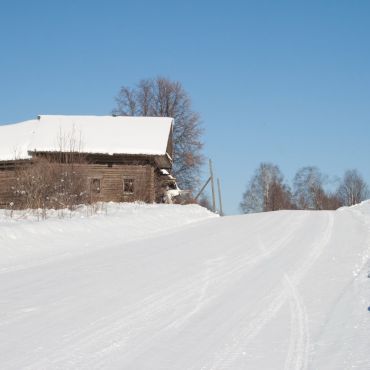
[284,274,310,370]
[201,212,334,369]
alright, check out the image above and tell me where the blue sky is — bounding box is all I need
[1,0,370,214]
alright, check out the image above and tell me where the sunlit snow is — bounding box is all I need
[0,115,173,160]
[1,202,370,369]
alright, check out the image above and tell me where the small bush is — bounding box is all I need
[11,157,89,211]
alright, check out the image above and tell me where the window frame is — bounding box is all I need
[90,177,102,194]
[123,177,135,194]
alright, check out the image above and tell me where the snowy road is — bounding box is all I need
[1,203,370,369]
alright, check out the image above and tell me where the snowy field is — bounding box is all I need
[1,202,370,369]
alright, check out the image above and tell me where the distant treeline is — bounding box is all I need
[240,163,369,213]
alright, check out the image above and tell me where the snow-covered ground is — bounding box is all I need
[1,202,370,369]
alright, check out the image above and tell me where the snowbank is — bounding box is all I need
[0,203,217,273]
[348,199,370,214]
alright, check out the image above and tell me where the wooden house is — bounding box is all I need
[0,115,177,207]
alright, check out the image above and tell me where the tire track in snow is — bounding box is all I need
[292,212,334,285]
[169,257,224,330]
[85,215,309,368]
[198,213,308,369]
[37,254,236,368]
[284,274,310,370]
[199,286,289,370]
[282,214,334,369]
[19,213,316,369]
[202,212,334,370]
[282,213,334,370]
[281,212,333,370]
[215,213,309,283]
[171,214,309,335]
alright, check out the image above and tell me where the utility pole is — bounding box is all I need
[193,158,219,215]
[209,159,216,213]
[194,177,211,201]
[217,178,224,216]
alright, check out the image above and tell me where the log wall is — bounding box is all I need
[0,170,15,207]
[76,163,155,203]
[0,163,160,208]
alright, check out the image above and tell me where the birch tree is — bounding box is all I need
[337,169,368,206]
[293,166,342,210]
[240,163,292,213]
[293,166,325,209]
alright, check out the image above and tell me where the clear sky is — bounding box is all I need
[1,0,370,214]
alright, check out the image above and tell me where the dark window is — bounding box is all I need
[90,178,101,194]
[123,178,135,194]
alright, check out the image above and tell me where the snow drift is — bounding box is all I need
[0,202,369,369]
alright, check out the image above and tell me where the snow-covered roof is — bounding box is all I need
[0,115,173,161]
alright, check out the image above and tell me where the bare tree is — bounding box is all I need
[293,166,343,210]
[267,181,294,211]
[240,163,293,213]
[337,169,369,206]
[113,77,203,191]
[293,166,326,209]
[320,192,342,210]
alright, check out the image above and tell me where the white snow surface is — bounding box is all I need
[0,115,173,160]
[1,202,370,369]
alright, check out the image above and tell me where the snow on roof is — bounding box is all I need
[0,115,173,161]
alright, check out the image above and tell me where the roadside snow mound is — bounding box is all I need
[349,199,370,215]
[0,203,216,272]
